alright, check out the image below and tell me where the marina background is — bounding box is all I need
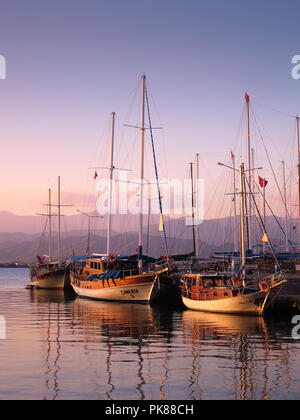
[1,0,300,401]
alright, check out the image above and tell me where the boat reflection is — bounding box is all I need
[28,289,76,399]
[29,288,76,304]
[181,311,293,400]
[70,300,176,400]
[24,290,295,400]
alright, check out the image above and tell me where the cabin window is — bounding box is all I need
[215,278,225,287]
[186,278,192,289]
[203,278,215,288]
[90,262,94,269]
[224,292,229,297]
[225,278,233,287]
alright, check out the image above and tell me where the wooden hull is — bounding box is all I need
[182,285,284,316]
[31,267,68,290]
[70,271,161,303]
[72,281,156,302]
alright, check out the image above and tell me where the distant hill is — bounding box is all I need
[0,211,295,263]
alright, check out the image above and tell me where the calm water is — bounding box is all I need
[0,268,300,400]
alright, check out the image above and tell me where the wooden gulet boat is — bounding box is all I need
[29,177,70,290]
[70,75,173,303]
[181,108,287,315]
[30,261,69,290]
[70,255,169,303]
[181,271,286,315]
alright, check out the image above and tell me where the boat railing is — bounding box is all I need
[181,287,235,301]
[245,270,287,289]
[122,268,141,278]
[149,258,170,272]
[180,270,287,300]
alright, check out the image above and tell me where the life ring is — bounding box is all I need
[259,281,270,294]
[108,254,118,263]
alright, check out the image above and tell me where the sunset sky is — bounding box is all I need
[0,0,300,224]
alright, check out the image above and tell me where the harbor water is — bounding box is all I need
[0,268,300,400]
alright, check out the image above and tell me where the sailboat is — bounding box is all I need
[180,93,287,315]
[70,75,172,303]
[29,177,70,289]
[181,163,287,315]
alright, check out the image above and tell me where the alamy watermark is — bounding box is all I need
[95,172,205,226]
[0,315,6,340]
[291,315,300,340]
[291,55,300,80]
[0,54,6,80]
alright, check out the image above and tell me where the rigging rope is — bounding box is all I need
[145,87,169,256]
[251,106,290,220]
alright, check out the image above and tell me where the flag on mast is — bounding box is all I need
[258,176,268,188]
[158,213,164,232]
[262,233,268,243]
[93,171,98,180]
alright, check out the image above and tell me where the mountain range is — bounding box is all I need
[0,211,295,263]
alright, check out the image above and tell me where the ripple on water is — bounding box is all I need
[0,268,300,400]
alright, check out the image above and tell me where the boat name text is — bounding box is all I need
[121,289,139,295]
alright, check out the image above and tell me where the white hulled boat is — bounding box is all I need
[71,75,174,302]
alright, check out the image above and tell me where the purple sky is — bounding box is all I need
[0,0,300,224]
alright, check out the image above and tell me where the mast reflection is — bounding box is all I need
[181,311,292,400]
[29,289,73,399]
[71,300,159,399]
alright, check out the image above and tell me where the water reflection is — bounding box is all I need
[70,300,166,400]
[181,311,295,400]
[29,289,75,400]
[1,271,299,400]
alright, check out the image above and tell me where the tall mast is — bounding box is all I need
[190,162,196,257]
[48,188,52,263]
[107,111,115,255]
[297,116,300,251]
[245,93,252,251]
[57,176,61,265]
[195,153,199,258]
[262,178,267,254]
[138,74,146,267]
[251,148,256,248]
[282,161,289,253]
[239,163,246,285]
[231,152,238,253]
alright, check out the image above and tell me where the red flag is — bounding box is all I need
[259,176,268,188]
[230,150,235,160]
[245,92,250,102]
[93,171,98,180]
